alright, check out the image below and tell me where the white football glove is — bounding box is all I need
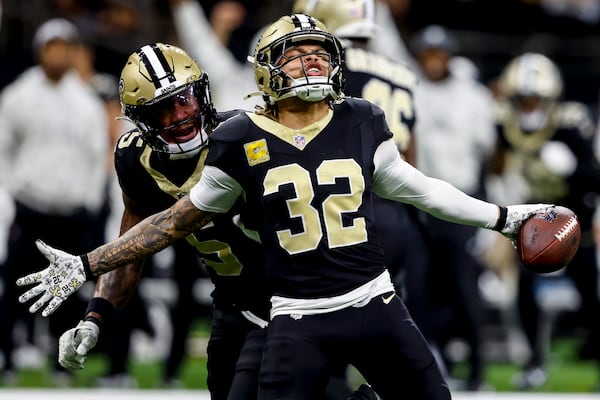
[16,240,88,317]
[59,320,100,370]
[500,203,555,241]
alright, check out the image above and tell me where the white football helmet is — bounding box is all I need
[498,52,563,131]
[292,0,378,40]
[250,14,345,104]
[119,43,217,159]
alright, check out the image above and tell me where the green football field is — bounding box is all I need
[1,336,597,393]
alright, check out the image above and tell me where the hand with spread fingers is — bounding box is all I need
[16,240,88,317]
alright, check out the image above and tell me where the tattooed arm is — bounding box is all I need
[89,194,145,311]
[17,180,221,317]
[89,194,214,276]
[52,193,215,369]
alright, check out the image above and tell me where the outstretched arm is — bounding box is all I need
[88,194,213,275]
[372,139,553,237]
[16,194,214,317]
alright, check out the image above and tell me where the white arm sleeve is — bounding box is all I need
[373,139,500,229]
[189,166,243,213]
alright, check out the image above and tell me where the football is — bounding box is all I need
[517,206,581,274]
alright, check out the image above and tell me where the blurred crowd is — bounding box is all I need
[0,0,599,393]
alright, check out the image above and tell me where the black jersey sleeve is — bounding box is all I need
[216,109,245,124]
[114,129,147,199]
[205,112,253,184]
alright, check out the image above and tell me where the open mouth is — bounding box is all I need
[305,65,322,76]
[163,125,198,144]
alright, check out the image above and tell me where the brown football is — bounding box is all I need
[517,206,581,273]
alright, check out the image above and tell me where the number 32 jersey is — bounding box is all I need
[197,98,392,299]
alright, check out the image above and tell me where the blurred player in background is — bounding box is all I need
[491,52,600,389]
[168,0,259,111]
[410,24,497,391]
[0,18,110,384]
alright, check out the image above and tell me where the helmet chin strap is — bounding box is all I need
[164,129,209,160]
[276,66,341,103]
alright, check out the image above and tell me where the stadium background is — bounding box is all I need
[1,0,599,108]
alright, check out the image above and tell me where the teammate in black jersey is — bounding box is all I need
[19,16,552,399]
[52,43,271,400]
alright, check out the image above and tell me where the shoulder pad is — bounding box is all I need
[216,109,245,124]
[494,101,512,122]
[115,129,145,151]
[553,102,595,139]
[210,111,251,142]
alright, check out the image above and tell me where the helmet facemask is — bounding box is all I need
[509,95,556,132]
[271,40,342,103]
[125,79,212,159]
[252,14,345,105]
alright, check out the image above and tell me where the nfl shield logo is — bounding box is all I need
[293,135,305,148]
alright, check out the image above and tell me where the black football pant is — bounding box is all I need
[228,323,268,400]
[208,307,266,400]
[208,308,381,400]
[258,293,451,400]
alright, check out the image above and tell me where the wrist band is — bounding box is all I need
[84,315,103,329]
[85,297,116,328]
[493,206,508,231]
[80,254,93,278]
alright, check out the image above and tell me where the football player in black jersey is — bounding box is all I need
[292,0,425,285]
[292,0,431,397]
[491,52,600,389]
[18,15,552,399]
[53,43,272,400]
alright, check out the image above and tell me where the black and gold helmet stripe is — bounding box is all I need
[290,13,318,30]
[138,44,177,90]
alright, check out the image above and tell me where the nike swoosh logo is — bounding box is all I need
[382,293,395,304]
